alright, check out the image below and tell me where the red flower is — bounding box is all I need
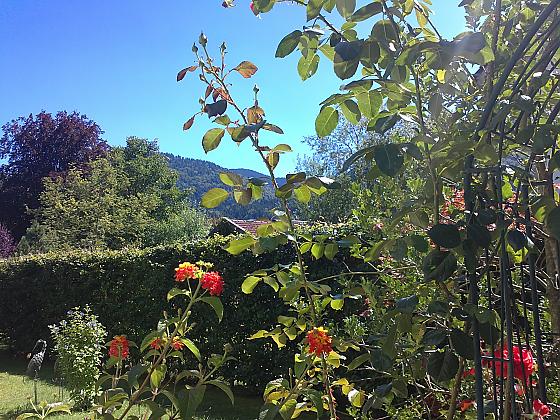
[150,338,163,350]
[201,271,224,296]
[489,346,533,382]
[171,337,185,351]
[109,335,129,359]
[307,327,333,356]
[533,399,550,418]
[462,368,475,378]
[459,400,475,412]
[175,262,199,282]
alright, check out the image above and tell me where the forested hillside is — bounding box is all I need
[165,153,280,219]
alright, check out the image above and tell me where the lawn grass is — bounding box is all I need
[0,350,263,420]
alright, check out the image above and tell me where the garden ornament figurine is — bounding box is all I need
[26,339,47,404]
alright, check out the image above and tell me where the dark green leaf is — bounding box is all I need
[423,250,458,282]
[350,2,382,21]
[450,329,474,360]
[428,224,461,248]
[427,349,459,382]
[373,143,404,177]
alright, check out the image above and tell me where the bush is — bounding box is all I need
[0,224,15,259]
[0,236,356,389]
[49,306,107,409]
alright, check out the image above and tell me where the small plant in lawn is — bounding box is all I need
[49,305,107,409]
[16,399,71,420]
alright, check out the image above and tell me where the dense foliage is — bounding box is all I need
[0,111,108,239]
[49,306,107,409]
[19,138,208,253]
[0,236,357,389]
[177,0,560,417]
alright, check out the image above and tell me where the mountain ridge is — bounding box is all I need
[164,153,279,219]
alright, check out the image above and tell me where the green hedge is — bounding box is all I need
[0,236,352,389]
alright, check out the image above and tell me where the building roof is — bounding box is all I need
[212,217,307,237]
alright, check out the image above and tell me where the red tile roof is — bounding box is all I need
[222,218,306,236]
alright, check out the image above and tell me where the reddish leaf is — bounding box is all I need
[234,61,258,78]
[183,116,195,131]
[205,85,214,99]
[177,66,197,81]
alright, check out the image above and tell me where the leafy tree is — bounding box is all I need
[0,223,15,259]
[0,111,107,239]
[20,137,208,253]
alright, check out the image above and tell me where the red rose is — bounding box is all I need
[109,335,129,359]
[307,327,333,356]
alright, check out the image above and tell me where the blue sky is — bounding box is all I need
[0,1,465,175]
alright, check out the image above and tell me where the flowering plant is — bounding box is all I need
[94,261,233,419]
[49,306,107,409]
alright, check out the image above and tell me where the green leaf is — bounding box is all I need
[224,236,256,255]
[276,30,302,57]
[428,349,459,382]
[373,143,404,177]
[356,91,382,119]
[202,128,225,153]
[324,242,339,260]
[167,288,189,301]
[311,243,325,259]
[334,53,359,79]
[467,223,491,248]
[150,364,167,389]
[395,295,419,313]
[201,188,228,208]
[347,353,370,371]
[450,329,474,360]
[336,0,356,18]
[279,399,297,420]
[423,250,458,282]
[219,172,243,186]
[507,229,527,251]
[207,380,234,406]
[330,298,344,310]
[350,2,382,21]
[340,100,361,124]
[315,106,339,137]
[201,297,223,322]
[307,0,323,20]
[298,54,320,81]
[428,224,461,248]
[182,338,201,361]
[242,276,261,294]
[294,185,312,204]
[422,329,448,346]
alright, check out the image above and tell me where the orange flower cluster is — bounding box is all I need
[172,337,185,351]
[150,337,163,350]
[307,327,333,356]
[109,335,129,359]
[175,262,200,282]
[201,271,224,296]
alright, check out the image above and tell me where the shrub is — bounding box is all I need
[0,236,358,389]
[49,306,107,409]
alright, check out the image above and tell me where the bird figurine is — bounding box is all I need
[26,339,47,379]
[26,339,47,404]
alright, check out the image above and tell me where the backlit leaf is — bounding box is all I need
[315,106,339,137]
[234,61,258,78]
[201,188,228,208]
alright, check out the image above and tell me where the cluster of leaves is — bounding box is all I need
[18,137,208,254]
[0,111,108,240]
[49,306,108,409]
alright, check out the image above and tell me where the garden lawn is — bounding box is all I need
[0,350,263,419]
